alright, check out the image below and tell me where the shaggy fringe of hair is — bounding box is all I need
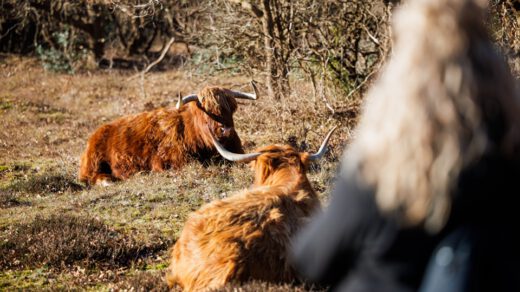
[343,0,520,232]
[198,87,239,115]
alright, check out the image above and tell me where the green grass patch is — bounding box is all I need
[145,262,168,271]
[0,97,13,110]
[0,268,52,290]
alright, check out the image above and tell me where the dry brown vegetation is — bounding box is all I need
[0,0,518,290]
[1,214,167,270]
[0,55,351,290]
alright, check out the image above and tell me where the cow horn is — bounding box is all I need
[211,135,261,162]
[309,126,338,161]
[229,81,259,100]
[176,94,199,109]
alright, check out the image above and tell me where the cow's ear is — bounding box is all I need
[299,152,311,169]
[249,160,256,170]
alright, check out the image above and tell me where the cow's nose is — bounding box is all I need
[221,127,233,136]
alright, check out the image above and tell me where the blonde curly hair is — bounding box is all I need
[343,0,520,232]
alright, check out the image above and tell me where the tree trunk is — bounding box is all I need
[273,0,290,98]
[262,0,280,100]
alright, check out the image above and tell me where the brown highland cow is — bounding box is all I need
[78,84,258,186]
[166,127,337,291]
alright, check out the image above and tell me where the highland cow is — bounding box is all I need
[166,127,337,291]
[78,84,258,186]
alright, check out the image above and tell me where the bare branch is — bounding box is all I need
[142,37,175,75]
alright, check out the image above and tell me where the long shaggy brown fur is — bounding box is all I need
[166,145,321,291]
[78,86,244,185]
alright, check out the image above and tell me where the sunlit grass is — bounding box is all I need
[0,55,357,289]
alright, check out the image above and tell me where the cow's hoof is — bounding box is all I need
[97,179,113,187]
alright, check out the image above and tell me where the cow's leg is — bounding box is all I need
[151,155,165,172]
[110,157,137,181]
[78,152,95,185]
[79,142,107,186]
[111,167,128,181]
[79,154,115,187]
[79,125,112,186]
[92,173,117,186]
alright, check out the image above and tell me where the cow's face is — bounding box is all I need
[250,145,310,186]
[211,121,238,141]
[197,87,239,143]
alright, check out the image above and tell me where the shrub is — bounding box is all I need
[0,214,168,270]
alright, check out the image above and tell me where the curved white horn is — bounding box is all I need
[211,135,261,162]
[176,94,199,109]
[309,126,338,161]
[229,81,260,100]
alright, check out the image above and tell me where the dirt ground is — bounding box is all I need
[0,54,360,290]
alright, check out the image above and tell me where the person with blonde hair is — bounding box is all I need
[291,0,520,291]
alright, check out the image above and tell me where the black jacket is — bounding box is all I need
[291,155,520,292]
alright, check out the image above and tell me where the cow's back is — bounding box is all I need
[167,186,317,290]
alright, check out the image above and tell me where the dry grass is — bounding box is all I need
[0,214,168,270]
[109,270,170,291]
[1,44,516,289]
[0,53,357,290]
[5,173,82,194]
[0,191,29,208]
[1,37,518,288]
[109,274,324,292]
[214,281,325,292]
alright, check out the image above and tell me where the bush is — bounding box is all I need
[0,0,193,70]
[3,172,83,194]
[0,214,169,270]
[34,28,89,73]
[0,0,517,94]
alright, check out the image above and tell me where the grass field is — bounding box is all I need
[0,54,361,290]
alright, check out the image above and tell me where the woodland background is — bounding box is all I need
[2,0,516,98]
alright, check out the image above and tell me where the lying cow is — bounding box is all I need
[78,84,258,186]
[166,127,337,291]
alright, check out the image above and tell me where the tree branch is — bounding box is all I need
[142,36,175,75]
